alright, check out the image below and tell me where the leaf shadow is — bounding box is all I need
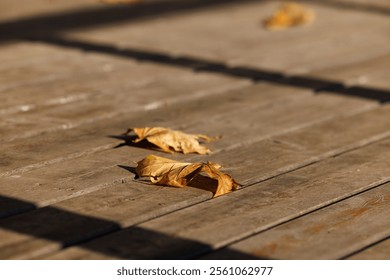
[117,165,139,179]
[108,134,163,152]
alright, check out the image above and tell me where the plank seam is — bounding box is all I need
[1,80,251,144]
[40,178,390,260]
[1,109,389,218]
[194,180,390,260]
[341,236,390,260]
[216,102,380,154]
[243,131,390,186]
[0,97,380,178]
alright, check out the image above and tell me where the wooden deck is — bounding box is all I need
[0,0,389,260]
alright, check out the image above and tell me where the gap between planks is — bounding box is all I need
[0,111,390,259]
[3,86,380,198]
[0,93,387,218]
[0,79,250,143]
[40,137,390,260]
[0,83,380,178]
[345,237,390,260]
[198,182,390,259]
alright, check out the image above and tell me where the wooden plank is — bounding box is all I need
[325,0,390,10]
[42,137,390,259]
[0,0,387,262]
[0,55,134,109]
[0,42,78,67]
[364,70,390,92]
[0,0,97,22]
[0,92,380,209]
[0,49,106,92]
[0,72,247,143]
[200,183,390,260]
[0,37,187,95]
[0,83,310,206]
[1,83,379,177]
[225,2,390,73]
[0,61,167,113]
[0,43,179,95]
[347,238,390,260]
[0,186,210,260]
[308,54,390,90]
[0,48,186,109]
[62,1,390,74]
[0,82,308,175]
[1,106,389,259]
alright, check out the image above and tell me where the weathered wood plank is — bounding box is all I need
[62,1,390,74]
[0,92,379,211]
[0,59,136,111]
[1,84,378,176]
[1,108,389,259]
[0,50,181,110]
[0,72,247,143]
[0,0,388,262]
[0,0,97,22]
[42,138,390,259]
[347,238,390,260]
[215,104,390,185]
[0,185,210,260]
[0,83,308,210]
[200,183,390,259]
[0,50,113,92]
[0,82,304,175]
[324,0,390,10]
[309,54,390,90]
[0,42,77,68]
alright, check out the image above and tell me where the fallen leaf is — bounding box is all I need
[136,155,241,197]
[126,127,218,154]
[264,2,315,30]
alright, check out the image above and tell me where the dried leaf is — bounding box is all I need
[126,127,218,154]
[264,2,315,30]
[135,155,240,197]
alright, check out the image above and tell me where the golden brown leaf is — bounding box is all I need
[126,127,217,154]
[264,2,315,30]
[135,155,240,197]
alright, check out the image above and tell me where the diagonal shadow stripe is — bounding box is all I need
[0,0,260,43]
[27,35,390,103]
[0,196,37,219]
[0,195,261,259]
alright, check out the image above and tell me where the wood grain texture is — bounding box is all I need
[0,103,389,259]
[44,138,390,259]
[0,82,305,176]
[201,183,390,259]
[0,0,98,22]
[309,54,390,90]
[0,92,381,215]
[60,1,390,74]
[0,55,170,111]
[0,71,245,143]
[347,238,390,260]
[1,0,389,261]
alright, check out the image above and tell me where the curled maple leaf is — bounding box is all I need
[125,127,218,154]
[135,155,241,197]
[264,2,315,30]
